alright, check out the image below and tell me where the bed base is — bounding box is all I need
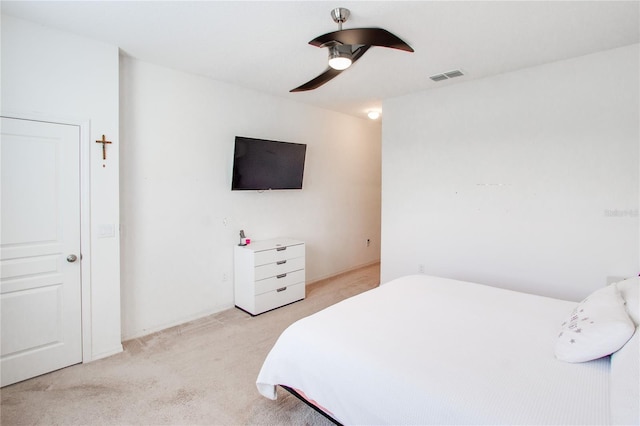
[280,385,343,426]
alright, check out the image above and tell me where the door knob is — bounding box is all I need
[66,254,78,263]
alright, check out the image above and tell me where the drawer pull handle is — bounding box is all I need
[276,273,287,279]
[276,247,287,251]
[276,260,287,265]
[276,286,287,292]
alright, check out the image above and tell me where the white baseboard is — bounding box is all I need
[306,260,380,286]
[87,344,124,362]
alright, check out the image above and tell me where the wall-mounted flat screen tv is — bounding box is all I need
[231,136,307,191]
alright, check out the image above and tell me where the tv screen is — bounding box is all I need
[231,136,307,191]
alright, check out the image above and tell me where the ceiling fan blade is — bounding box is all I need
[290,68,342,92]
[290,45,371,92]
[310,28,414,52]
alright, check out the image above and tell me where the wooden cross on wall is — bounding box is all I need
[96,134,112,166]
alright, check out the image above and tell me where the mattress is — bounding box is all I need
[257,275,611,425]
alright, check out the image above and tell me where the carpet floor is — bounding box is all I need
[1,263,380,425]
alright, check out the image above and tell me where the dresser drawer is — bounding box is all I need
[254,256,304,281]
[255,269,305,295]
[254,282,305,314]
[254,243,305,266]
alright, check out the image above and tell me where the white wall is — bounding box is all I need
[120,57,381,339]
[382,44,639,301]
[1,15,122,359]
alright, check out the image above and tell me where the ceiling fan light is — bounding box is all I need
[329,57,352,70]
[328,45,352,70]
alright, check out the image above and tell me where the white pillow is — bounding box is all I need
[555,284,635,363]
[615,277,639,326]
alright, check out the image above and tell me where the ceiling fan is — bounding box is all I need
[290,7,414,92]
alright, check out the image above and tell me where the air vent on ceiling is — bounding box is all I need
[429,69,465,82]
[429,74,448,82]
[444,70,464,78]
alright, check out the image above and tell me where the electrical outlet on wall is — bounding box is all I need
[418,264,425,274]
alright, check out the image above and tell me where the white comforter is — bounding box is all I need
[257,275,610,425]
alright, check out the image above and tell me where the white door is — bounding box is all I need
[1,117,82,387]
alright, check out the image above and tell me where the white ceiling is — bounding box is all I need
[3,1,639,119]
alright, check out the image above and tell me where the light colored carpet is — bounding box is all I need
[1,263,380,425]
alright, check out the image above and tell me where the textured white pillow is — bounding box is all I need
[555,284,635,363]
[615,277,639,326]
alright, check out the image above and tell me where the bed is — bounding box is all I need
[256,275,639,425]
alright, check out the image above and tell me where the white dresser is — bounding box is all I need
[234,238,305,315]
